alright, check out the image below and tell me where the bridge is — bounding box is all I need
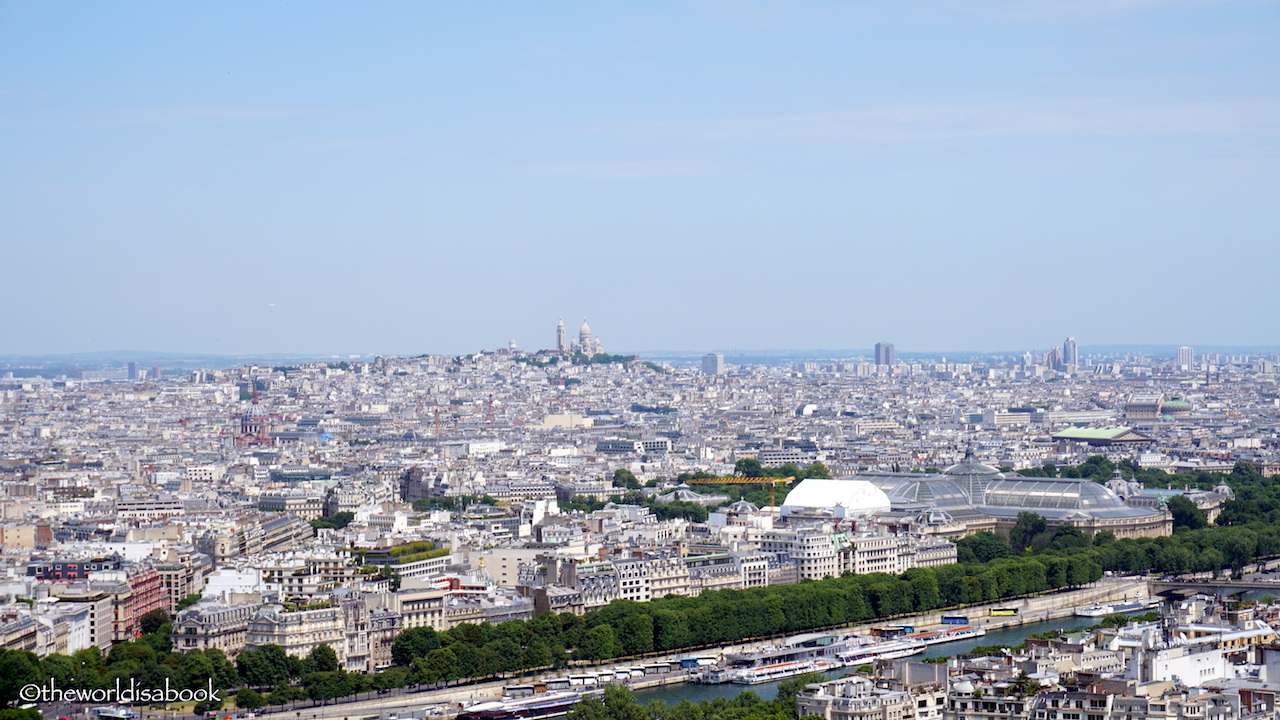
[1149,578,1280,597]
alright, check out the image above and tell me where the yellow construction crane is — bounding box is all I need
[684,476,796,507]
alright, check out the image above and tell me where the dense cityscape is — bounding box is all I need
[6,0,1277,719]
[2,322,1280,720]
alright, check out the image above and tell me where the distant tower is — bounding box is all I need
[875,343,895,366]
[1044,345,1063,370]
[702,353,725,375]
[1177,346,1195,370]
[152,365,162,381]
[127,362,139,381]
[1062,337,1078,367]
[556,318,567,353]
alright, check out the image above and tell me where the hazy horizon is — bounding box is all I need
[3,342,1278,369]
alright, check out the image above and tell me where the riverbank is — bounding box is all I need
[250,576,1148,720]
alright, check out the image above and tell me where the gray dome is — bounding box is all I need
[945,449,1005,504]
[868,476,971,508]
[984,478,1128,511]
[944,448,1002,478]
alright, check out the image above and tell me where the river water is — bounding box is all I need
[631,614,1113,705]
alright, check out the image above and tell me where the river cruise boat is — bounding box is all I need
[730,659,840,684]
[907,625,987,645]
[457,691,594,720]
[696,632,863,684]
[1075,597,1161,618]
[836,637,927,666]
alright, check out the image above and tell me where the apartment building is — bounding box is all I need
[173,600,259,656]
[246,603,345,661]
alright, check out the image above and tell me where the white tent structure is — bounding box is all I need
[781,479,891,519]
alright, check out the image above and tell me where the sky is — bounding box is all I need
[1,1,1277,357]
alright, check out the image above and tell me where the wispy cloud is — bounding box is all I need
[619,98,1280,144]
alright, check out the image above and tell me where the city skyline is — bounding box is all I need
[2,3,1276,356]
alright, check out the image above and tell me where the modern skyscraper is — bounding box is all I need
[875,343,895,366]
[1177,346,1195,369]
[1062,337,1078,367]
[127,362,139,381]
[702,353,725,375]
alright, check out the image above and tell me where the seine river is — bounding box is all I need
[631,614,1110,705]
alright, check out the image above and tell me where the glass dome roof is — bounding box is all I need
[944,449,1002,478]
[983,478,1127,510]
[868,476,972,507]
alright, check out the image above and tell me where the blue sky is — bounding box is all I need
[2,1,1276,356]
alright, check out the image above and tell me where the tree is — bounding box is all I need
[391,627,441,665]
[805,462,832,479]
[1048,525,1088,552]
[40,654,75,688]
[0,711,42,720]
[612,468,641,490]
[575,624,617,661]
[566,695,609,720]
[734,458,763,477]
[139,609,170,636]
[1009,512,1047,552]
[235,688,266,710]
[618,614,654,656]
[1098,614,1130,628]
[206,647,240,689]
[903,568,941,612]
[141,622,172,653]
[618,490,647,506]
[956,532,1014,563]
[303,643,339,674]
[266,682,303,705]
[423,647,456,683]
[1166,495,1208,531]
[1232,461,1261,480]
[176,650,215,690]
[237,644,296,688]
[309,511,355,531]
[0,650,44,708]
[304,671,349,704]
[600,685,648,720]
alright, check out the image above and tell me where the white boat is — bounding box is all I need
[730,659,839,684]
[458,691,593,720]
[836,638,927,665]
[1076,597,1160,618]
[906,625,987,645]
[716,632,866,679]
